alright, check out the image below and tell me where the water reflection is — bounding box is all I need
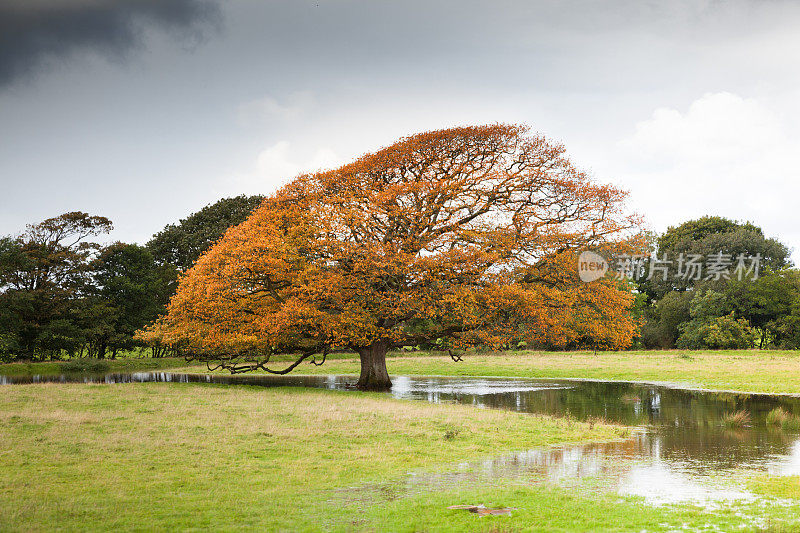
[4,371,800,505]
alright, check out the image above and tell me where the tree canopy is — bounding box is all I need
[143,124,641,390]
[0,212,113,358]
[0,213,182,361]
[638,216,795,349]
[640,216,790,301]
[147,195,264,272]
[657,216,764,252]
[89,243,175,357]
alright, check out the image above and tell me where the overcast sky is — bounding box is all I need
[1,0,799,261]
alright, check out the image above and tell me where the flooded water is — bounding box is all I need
[4,371,800,505]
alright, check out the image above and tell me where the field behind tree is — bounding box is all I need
[6,349,800,395]
[175,349,800,395]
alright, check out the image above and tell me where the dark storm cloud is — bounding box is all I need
[0,0,220,87]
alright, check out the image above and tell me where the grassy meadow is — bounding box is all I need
[6,350,800,530]
[5,381,800,532]
[0,382,636,531]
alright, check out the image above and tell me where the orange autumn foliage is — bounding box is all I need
[141,124,641,383]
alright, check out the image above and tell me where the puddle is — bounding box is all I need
[4,371,800,508]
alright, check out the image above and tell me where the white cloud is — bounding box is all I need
[621,92,784,166]
[253,141,297,182]
[225,140,341,197]
[613,92,800,262]
[255,141,339,181]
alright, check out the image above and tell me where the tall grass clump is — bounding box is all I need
[723,410,752,428]
[766,407,800,431]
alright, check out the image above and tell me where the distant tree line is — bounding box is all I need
[635,216,800,350]
[0,195,263,362]
[2,200,798,361]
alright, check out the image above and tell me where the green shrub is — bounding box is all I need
[677,313,757,349]
[0,334,21,362]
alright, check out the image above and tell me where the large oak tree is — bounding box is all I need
[144,125,639,390]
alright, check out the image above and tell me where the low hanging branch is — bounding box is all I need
[448,350,464,362]
[187,347,330,375]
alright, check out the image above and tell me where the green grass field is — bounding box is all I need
[0,382,633,531]
[3,381,800,531]
[6,350,800,530]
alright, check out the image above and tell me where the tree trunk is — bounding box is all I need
[356,340,392,391]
